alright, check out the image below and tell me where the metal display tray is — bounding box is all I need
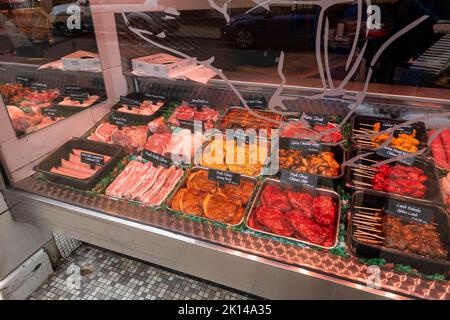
[246,178,341,250]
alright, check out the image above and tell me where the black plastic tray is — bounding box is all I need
[53,87,106,113]
[34,138,124,190]
[274,141,345,189]
[351,115,428,151]
[348,191,450,276]
[111,92,165,126]
[345,147,444,205]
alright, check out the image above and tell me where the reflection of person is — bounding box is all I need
[368,0,438,84]
[31,0,53,43]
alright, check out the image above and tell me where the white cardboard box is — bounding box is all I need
[62,50,102,72]
[131,53,197,78]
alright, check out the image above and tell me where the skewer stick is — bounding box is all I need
[353,166,377,173]
[352,169,375,176]
[355,237,383,244]
[354,230,385,240]
[354,129,375,134]
[354,225,383,233]
[353,219,382,226]
[359,123,375,128]
[353,216,381,223]
[353,173,375,180]
[360,158,378,163]
[353,180,374,187]
[354,206,383,212]
[355,214,382,221]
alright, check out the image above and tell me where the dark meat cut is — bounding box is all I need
[285,210,329,245]
[287,191,314,217]
[256,206,294,237]
[261,185,291,212]
[313,195,337,226]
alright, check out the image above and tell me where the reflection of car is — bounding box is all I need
[222,5,319,49]
[50,0,93,37]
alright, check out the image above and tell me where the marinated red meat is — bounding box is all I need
[313,195,337,226]
[261,185,291,212]
[256,207,294,237]
[287,191,314,217]
[285,210,328,245]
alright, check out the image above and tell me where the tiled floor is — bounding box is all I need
[29,244,252,300]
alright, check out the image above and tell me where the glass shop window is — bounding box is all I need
[0,0,106,137]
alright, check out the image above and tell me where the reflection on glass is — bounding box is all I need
[0,0,105,137]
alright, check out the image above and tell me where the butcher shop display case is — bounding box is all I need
[1,0,450,300]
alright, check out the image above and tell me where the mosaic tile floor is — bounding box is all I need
[29,244,252,300]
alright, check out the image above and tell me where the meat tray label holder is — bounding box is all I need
[189,98,210,110]
[41,107,61,121]
[208,169,241,186]
[302,112,329,126]
[30,81,48,92]
[119,96,142,110]
[63,86,89,102]
[16,75,34,87]
[241,96,267,109]
[142,149,171,169]
[144,92,167,104]
[281,137,322,153]
[376,146,415,166]
[380,121,414,135]
[109,114,129,129]
[385,199,434,224]
[80,152,105,169]
[280,169,319,189]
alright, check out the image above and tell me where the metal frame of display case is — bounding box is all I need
[1,74,449,300]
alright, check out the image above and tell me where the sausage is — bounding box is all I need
[440,129,450,165]
[428,130,450,170]
[50,166,92,179]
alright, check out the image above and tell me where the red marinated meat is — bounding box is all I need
[287,191,314,217]
[285,210,328,245]
[256,206,294,237]
[261,185,291,212]
[313,195,337,226]
[440,129,450,165]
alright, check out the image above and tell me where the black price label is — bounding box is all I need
[64,86,83,94]
[190,98,210,109]
[16,75,33,87]
[242,96,267,109]
[80,152,104,168]
[144,93,166,103]
[41,107,59,119]
[30,81,48,92]
[280,169,318,189]
[142,149,171,168]
[287,138,322,153]
[302,112,328,126]
[208,169,241,186]
[69,93,89,102]
[380,121,413,135]
[119,96,141,109]
[109,114,128,129]
[178,119,203,132]
[385,199,434,224]
[376,146,414,166]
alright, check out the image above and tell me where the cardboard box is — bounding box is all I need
[131,53,197,78]
[62,51,102,72]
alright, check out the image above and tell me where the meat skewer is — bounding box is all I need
[354,206,383,212]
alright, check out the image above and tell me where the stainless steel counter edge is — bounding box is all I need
[4,186,407,300]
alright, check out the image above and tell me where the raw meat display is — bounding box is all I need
[371,164,428,199]
[281,121,343,143]
[168,105,219,129]
[279,149,340,177]
[116,100,163,115]
[88,122,147,154]
[169,169,255,225]
[105,160,183,207]
[144,119,204,163]
[248,183,338,247]
[58,95,100,108]
[218,108,280,135]
[429,129,450,170]
[49,149,108,179]
[383,215,447,261]
[200,137,269,176]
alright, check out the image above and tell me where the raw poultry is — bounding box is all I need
[279,149,340,177]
